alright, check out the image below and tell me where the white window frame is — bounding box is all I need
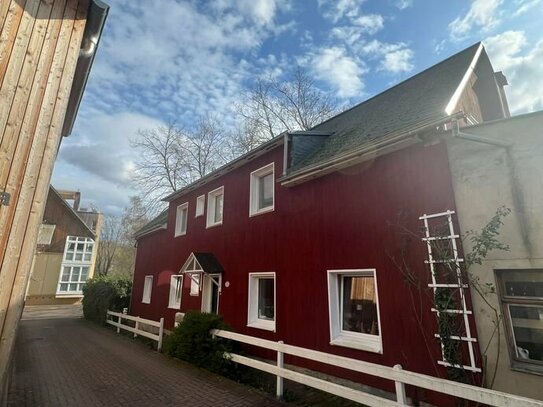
[249,163,274,217]
[206,186,224,228]
[168,274,183,309]
[142,275,153,304]
[327,269,382,353]
[195,195,205,217]
[247,272,276,331]
[56,236,94,296]
[175,202,188,237]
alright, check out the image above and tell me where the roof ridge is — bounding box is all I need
[311,42,482,131]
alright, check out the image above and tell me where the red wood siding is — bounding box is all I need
[131,141,479,404]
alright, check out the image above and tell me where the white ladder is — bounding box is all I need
[420,210,481,373]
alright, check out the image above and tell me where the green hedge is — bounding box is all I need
[82,276,132,324]
[164,311,238,376]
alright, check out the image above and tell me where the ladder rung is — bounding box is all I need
[428,284,468,288]
[437,361,481,372]
[425,259,464,264]
[419,210,456,220]
[422,235,459,241]
[431,308,472,315]
[435,334,477,342]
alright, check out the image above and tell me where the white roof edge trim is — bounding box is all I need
[444,43,484,116]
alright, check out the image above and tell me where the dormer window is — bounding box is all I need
[207,187,224,228]
[250,163,274,217]
[175,203,188,236]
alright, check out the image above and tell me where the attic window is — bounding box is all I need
[195,195,205,217]
[37,224,56,245]
[175,203,188,236]
[250,163,274,217]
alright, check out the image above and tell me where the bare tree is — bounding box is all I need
[235,66,337,153]
[131,117,227,212]
[95,216,122,277]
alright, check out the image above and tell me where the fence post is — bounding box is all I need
[117,313,121,334]
[276,340,284,398]
[393,364,408,406]
[158,317,164,352]
[134,317,139,338]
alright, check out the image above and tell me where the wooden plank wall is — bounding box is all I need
[0,0,88,398]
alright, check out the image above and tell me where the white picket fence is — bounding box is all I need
[106,310,164,351]
[211,329,543,407]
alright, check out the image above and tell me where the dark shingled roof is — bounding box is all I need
[193,253,224,273]
[134,209,168,239]
[289,42,481,172]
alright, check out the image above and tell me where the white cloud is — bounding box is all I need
[352,14,384,35]
[395,0,413,10]
[379,47,414,73]
[53,110,164,215]
[309,47,367,98]
[484,31,543,113]
[449,0,503,40]
[358,40,414,74]
[513,0,543,16]
[318,0,365,22]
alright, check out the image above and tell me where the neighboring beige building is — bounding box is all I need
[447,111,543,399]
[26,187,103,305]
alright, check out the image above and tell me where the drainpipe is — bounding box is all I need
[451,119,532,257]
[451,120,511,148]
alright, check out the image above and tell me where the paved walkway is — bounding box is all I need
[8,306,283,406]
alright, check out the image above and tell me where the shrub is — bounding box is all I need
[164,311,238,376]
[82,276,132,324]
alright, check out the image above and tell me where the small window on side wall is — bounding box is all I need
[142,275,153,304]
[195,195,205,217]
[327,269,382,353]
[496,269,543,374]
[169,274,183,309]
[250,163,274,216]
[175,203,188,236]
[207,187,224,228]
[248,272,275,331]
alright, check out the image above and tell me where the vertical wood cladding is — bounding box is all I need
[132,140,480,402]
[0,0,89,390]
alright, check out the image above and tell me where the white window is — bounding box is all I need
[206,186,224,228]
[37,224,56,245]
[142,275,153,304]
[175,203,188,236]
[195,195,205,217]
[327,269,382,353]
[250,163,274,216]
[248,272,275,331]
[168,274,183,309]
[190,274,200,296]
[497,269,543,374]
[57,236,94,296]
[57,266,90,294]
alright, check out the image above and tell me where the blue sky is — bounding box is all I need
[52,0,543,215]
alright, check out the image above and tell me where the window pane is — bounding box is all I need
[175,277,182,303]
[71,267,80,281]
[502,270,543,298]
[59,283,68,292]
[341,276,379,335]
[61,267,71,282]
[258,173,273,209]
[68,243,75,251]
[510,305,543,362]
[84,253,92,261]
[80,267,89,281]
[214,194,223,223]
[69,283,78,291]
[65,253,74,261]
[75,253,83,261]
[86,243,94,252]
[76,243,85,252]
[258,278,274,320]
[181,208,187,232]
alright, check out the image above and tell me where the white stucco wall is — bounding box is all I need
[447,111,543,399]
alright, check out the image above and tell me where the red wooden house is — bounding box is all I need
[131,43,512,400]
